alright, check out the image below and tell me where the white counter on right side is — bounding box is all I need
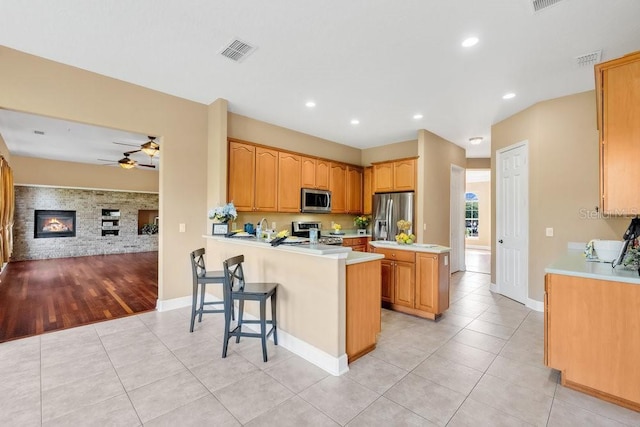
[545,252,640,285]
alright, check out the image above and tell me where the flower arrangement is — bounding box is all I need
[354,215,370,229]
[208,202,237,223]
[332,223,342,232]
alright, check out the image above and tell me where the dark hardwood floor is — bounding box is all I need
[0,252,158,342]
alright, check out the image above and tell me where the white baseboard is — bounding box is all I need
[155,295,192,312]
[157,293,348,376]
[466,245,491,251]
[489,282,498,293]
[489,283,543,312]
[526,298,544,312]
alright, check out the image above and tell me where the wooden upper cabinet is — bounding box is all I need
[363,167,372,215]
[373,158,416,193]
[394,159,416,191]
[300,156,316,188]
[300,157,330,190]
[228,141,256,212]
[254,147,278,212]
[316,160,330,190]
[346,166,363,214]
[373,163,394,193]
[278,152,301,212]
[330,162,347,213]
[596,51,640,214]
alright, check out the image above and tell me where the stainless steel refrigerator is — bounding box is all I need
[372,192,414,241]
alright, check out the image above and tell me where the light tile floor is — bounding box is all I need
[1,271,639,426]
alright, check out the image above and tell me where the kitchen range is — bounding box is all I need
[291,221,343,246]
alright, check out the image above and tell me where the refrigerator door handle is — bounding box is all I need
[387,199,393,240]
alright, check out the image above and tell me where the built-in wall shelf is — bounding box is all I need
[101,209,120,236]
[138,209,159,235]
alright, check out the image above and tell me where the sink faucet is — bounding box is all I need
[258,217,268,239]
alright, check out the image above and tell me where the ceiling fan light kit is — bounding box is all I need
[140,136,160,157]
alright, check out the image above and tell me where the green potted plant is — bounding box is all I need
[354,215,370,234]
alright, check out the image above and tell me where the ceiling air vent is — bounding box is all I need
[531,0,564,12]
[575,50,602,67]
[219,38,256,62]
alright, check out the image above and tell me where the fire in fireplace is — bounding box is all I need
[34,210,76,238]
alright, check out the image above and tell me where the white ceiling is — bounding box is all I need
[0,0,639,163]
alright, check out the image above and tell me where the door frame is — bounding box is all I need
[450,164,466,273]
[495,140,529,304]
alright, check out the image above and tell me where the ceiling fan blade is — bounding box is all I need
[124,149,141,155]
[138,163,156,168]
[112,141,141,148]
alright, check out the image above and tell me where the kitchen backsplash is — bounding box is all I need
[233,212,366,233]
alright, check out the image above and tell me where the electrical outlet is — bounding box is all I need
[545,227,553,237]
[423,223,426,231]
[272,222,276,230]
[179,223,186,233]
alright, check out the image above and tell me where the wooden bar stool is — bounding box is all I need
[189,248,227,332]
[222,254,278,362]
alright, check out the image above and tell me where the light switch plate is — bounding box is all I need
[179,223,186,233]
[545,227,553,237]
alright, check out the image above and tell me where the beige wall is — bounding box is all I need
[361,140,418,166]
[0,46,209,301]
[0,132,10,161]
[417,129,466,246]
[465,180,491,248]
[228,113,361,165]
[11,156,159,192]
[491,90,628,301]
[467,158,490,169]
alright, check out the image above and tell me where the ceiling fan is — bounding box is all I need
[100,136,160,169]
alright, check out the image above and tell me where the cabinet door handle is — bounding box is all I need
[499,239,504,244]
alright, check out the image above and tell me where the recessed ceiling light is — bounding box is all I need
[502,92,516,100]
[305,101,316,108]
[413,114,423,120]
[469,137,483,145]
[350,119,360,125]
[461,37,479,48]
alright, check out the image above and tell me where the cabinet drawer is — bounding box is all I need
[373,247,415,263]
[343,237,368,246]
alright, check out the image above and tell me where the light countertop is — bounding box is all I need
[369,240,451,254]
[546,251,640,285]
[345,251,384,265]
[205,235,351,257]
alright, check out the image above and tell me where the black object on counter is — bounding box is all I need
[270,236,286,247]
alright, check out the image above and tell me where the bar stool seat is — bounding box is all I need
[189,248,227,332]
[222,254,278,362]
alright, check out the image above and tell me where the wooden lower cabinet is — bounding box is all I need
[545,273,640,411]
[394,261,415,308]
[380,259,394,303]
[342,236,369,253]
[372,246,449,320]
[346,260,382,363]
[415,253,449,314]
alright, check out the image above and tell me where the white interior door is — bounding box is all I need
[450,164,466,273]
[496,141,528,304]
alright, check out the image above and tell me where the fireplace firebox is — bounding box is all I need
[34,210,76,238]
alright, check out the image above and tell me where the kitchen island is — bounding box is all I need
[205,235,383,374]
[369,241,451,320]
[545,252,640,411]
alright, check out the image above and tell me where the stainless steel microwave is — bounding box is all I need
[300,188,332,213]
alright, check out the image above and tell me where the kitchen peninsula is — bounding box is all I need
[205,235,383,374]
